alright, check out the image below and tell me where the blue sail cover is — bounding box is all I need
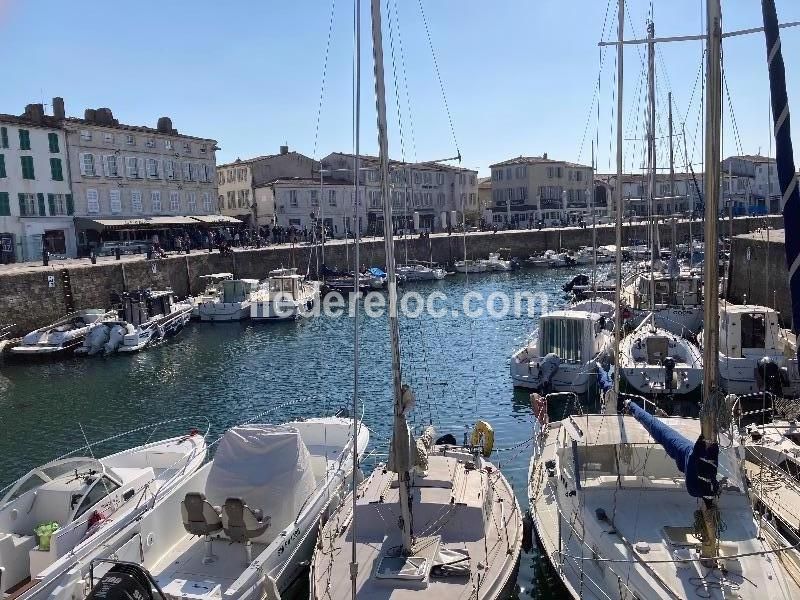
[368,267,386,277]
[627,401,719,498]
[763,0,800,343]
[595,365,612,393]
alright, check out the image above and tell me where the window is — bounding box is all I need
[460,173,466,184]
[414,171,421,184]
[80,129,92,141]
[497,169,504,181]
[50,158,63,181]
[576,171,583,182]
[151,190,162,213]
[80,153,96,177]
[424,192,432,206]
[547,167,553,178]
[741,313,766,349]
[0,154,5,178]
[48,193,67,215]
[18,193,37,216]
[146,158,160,178]
[437,192,445,206]
[227,170,234,183]
[109,190,121,214]
[202,192,212,212]
[165,140,173,150]
[48,133,59,153]
[328,189,336,206]
[289,190,298,207]
[125,134,135,145]
[125,156,139,178]
[469,193,476,204]
[75,477,120,519]
[227,191,235,209]
[310,190,319,207]
[164,159,175,180]
[424,172,432,184]
[218,195,224,210]
[557,167,563,178]
[237,168,244,182]
[182,162,192,181]
[183,142,191,154]
[170,191,180,212]
[104,132,114,143]
[471,175,476,185]
[86,189,100,214]
[436,173,444,185]
[0,127,7,148]
[187,192,197,212]
[242,189,250,207]
[506,168,512,179]
[145,138,155,148]
[21,156,35,179]
[105,155,120,177]
[131,190,143,213]
[200,144,207,154]
[0,192,9,216]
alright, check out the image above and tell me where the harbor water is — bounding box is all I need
[0,268,587,599]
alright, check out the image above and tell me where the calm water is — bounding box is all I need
[0,268,589,599]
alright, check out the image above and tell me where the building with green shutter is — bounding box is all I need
[0,101,75,262]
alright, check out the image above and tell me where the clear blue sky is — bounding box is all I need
[4,0,800,176]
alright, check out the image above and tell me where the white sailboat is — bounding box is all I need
[0,422,207,598]
[250,268,321,321]
[310,3,522,598]
[198,279,260,322]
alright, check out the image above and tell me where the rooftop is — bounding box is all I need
[217,150,314,169]
[728,154,776,164]
[324,151,476,173]
[489,155,591,169]
[257,176,352,188]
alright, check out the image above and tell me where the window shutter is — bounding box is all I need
[79,153,87,176]
[0,127,7,148]
[0,192,9,216]
[18,193,25,214]
[66,194,74,215]
[37,193,46,216]
[137,158,145,179]
[102,155,109,176]
[0,154,5,178]
[47,193,56,215]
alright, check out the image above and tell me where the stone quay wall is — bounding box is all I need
[0,215,781,335]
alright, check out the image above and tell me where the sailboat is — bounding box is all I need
[531,2,800,598]
[310,2,522,598]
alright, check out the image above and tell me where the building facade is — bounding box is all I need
[272,177,362,237]
[489,155,599,227]
[321,152,478,233]
[217,148,316,228]
[0,103,74,261]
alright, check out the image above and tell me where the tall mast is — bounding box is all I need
[668,93,677,260]
[683,125,693,260]
[700,0,722,561]
[647,20,658,305]
[370,0,413,554]
[612,0,624,397]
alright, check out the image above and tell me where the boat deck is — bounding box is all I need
[746,460,800,532]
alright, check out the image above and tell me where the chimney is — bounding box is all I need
[84,108,97,123]
[280,145,289,155]
[52,97,65,120]
[542,152,548,160]
[24,104,45,123]
[157,117,173,133]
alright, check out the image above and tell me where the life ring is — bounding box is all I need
[470,420,495,457]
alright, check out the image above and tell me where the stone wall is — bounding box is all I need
[0,215,781,336]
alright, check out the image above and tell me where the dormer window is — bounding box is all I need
[125,134,135,145]
[145,138,155,148]
[183,142,191,154]
[165,140,173,150]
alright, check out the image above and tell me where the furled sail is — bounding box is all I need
[626,401,718,499]
[762,0,800,344]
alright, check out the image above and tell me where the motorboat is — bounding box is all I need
[454,259,487,273]
[250,268,320,321]
[618,313,703,402]
[198,279,260,322]
[396,262,446,281]
[189,273,233,318]
[511,309,612,394]
[527,401,799,600]
[526,251,553,268]
[365,267,387,289]
[622,269,704,335]
[0,423,207,598]
[11,310,117,357]
[697,301,800,396]
[484,252,513,271]
[61,418,368,600]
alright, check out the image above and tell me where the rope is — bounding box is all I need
[312,0,337,161]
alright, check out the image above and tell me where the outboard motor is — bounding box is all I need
[661,356,676,391]
[104,324,129,354]
[86,562,165,600]
[539,353,561,393]
[562,274,589,293]
[756,357,784,397]
[84,325,110,356]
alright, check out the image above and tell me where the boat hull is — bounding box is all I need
[199,302,251,321]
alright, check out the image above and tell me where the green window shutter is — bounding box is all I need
[0,127,7,149]
[65,193,74,215]
[0,192,9,216]
[0,154,5,178]
[18,193,26,215]
[50,157,63,181]
[47,193,56,215]
[37,193,46,216]
[48,132,59,153]
[21,156,34,179]
[19,129,30,150]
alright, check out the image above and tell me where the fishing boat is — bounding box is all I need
[58,418,367,600]
[198,279,260,322]
[484,252,513,271]
[697,301,800,396]
[311,7,523,596]
[11,310,117,357]
[396,261,446,281]
[250,268,320,321]
[453,258,487,274]
[0,421,207,598]
[511,308,612,394]
[189,273,233,319]
[526,250,556,268]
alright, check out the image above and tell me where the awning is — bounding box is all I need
[190,215,243,224]
[74,216,200,231]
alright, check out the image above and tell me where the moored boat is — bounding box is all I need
[11,310,117,357]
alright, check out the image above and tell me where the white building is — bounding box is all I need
[0,103,74,261]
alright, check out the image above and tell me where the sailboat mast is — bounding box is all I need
[669,92,675,199]
[647,20,657,306]
[370,0,413,554]
[700,0,722,562]
[613,0,624,397]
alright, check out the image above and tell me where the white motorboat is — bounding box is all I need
[189,273,233,318]
[526,250,555,268]
[11,310,117,357]
[622,269,704,335]
[548,251,576,268]
[396,262,446,281]
[619,313,703,400]
[511,309,612,394]
[0,422,207,598]
[250,268,320,321]
[697,301,800,396]
[198,279,260,322]
[484,252,513,271]
[454,258,487,273]
[58,418,368,600]
[527,403,799,600]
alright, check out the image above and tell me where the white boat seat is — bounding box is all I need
[221,498,270,543]
[180,493,222,537]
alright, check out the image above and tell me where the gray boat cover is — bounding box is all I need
[205,424,315,544]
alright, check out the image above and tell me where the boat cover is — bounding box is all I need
[205,424,316,543]
[627,401,719,499]
[368,267,386,277]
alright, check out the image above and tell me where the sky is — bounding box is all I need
[4,0,800,176]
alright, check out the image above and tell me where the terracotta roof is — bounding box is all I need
[489,155,591,169]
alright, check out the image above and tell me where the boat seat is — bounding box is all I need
[221,498,270,543]
[180,493,222,537]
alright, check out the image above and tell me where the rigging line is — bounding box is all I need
[395,0,417,162]
[722,68,744,156]
[416,0,461,159]
[387,0,407,163]
[313,0,337,161]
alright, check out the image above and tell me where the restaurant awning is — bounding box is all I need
[190,215,243,224]
[74,216,201,231]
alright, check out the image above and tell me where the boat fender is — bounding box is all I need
[470,420,494,457]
